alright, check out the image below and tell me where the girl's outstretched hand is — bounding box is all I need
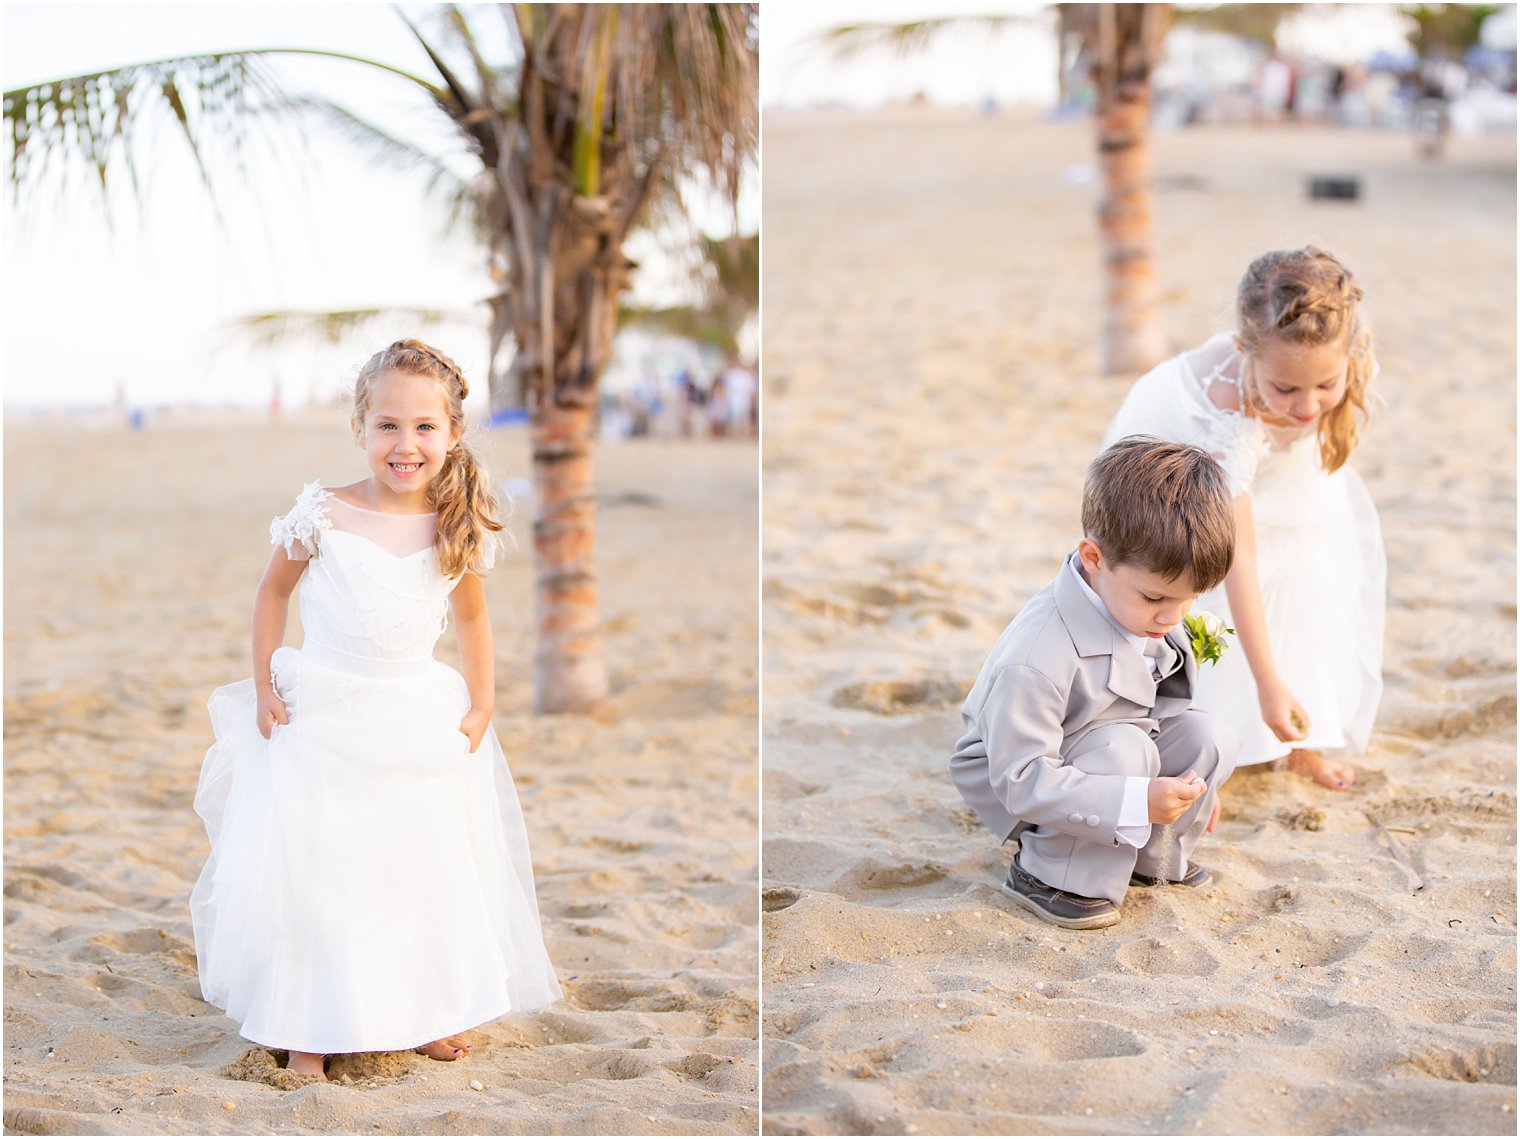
[1258,679,1310,743]
[459,707,492,754]
[256,689,289,740]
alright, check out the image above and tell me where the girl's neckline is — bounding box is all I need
[327,487,437,518]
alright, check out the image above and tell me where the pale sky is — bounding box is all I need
[1,3,751,411]
[760,2,1417,108]
[761,1,1060,109]
[0,3,1424,409]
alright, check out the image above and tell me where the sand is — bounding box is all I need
[2,414,758,1134]
[760,107,1516,1135]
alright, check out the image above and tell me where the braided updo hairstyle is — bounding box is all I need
[1236,246,1375,474]
[353,340,504,577]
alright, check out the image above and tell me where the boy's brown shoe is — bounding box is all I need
[1000,862,1120,930]
[1129,862,1212,889]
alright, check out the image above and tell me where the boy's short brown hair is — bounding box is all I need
[1082,437,1235,591]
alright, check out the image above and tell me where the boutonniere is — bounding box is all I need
[1183,611,1234,667]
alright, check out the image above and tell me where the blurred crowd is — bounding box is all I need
[1144,26,1517,142]
[598,359,758,442]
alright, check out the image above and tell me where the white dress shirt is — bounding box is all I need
[1067,558,1166,848]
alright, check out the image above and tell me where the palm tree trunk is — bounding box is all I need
[1081,3,1170,375]
[516,191,627,714]
[529,397,608,713]
[1096,71,1165,374]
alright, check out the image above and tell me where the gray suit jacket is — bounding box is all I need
[949,553,1199,842]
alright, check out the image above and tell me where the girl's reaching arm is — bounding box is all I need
[1224,493,1309,744]
[253,547,307,739]
[450,572,495,753]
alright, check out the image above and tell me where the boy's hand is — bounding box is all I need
[256,688,289,740]
[1207,790,1222,834]
[1148,769,1206,825]
[459,706,492,754]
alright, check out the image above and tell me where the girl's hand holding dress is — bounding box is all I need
[256,687,290,740]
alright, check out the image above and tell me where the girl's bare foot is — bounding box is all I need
[415,1037,471,1061]
[286,1051,327,1079]
[1286,748,1356,791]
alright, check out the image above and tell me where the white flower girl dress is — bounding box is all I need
[1101,334,1385,768]
[191,482,561,1055]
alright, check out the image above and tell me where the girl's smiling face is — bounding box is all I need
[1245,336,1349,428]
[356,370,459,508]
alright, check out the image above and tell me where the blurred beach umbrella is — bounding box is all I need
[1480,5,1517,51]
[4,4,759,714]
[1366,47,1420,71]
[824,4,1171,374]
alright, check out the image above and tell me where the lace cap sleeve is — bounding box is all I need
[471,529,506,574]
[1191,412,1269,497]
[270,481,334,561]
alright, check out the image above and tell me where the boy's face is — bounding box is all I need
[1077,538,1201,641]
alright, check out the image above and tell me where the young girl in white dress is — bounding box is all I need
[1101,246,1385,791]
[191,340,561,1079]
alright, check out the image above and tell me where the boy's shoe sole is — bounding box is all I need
[1129,862,1212,889]
[1000,863,1121,930]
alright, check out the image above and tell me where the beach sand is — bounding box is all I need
[761,107,1516,1135]
[3,414,758,1134]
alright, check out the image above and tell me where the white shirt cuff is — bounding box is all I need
[1115,776,1153,848]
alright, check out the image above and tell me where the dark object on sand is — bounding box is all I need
[1309,176,1361,201]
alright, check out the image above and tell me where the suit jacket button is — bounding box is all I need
[1068,812,1083,824]
[1086,814,1100,827]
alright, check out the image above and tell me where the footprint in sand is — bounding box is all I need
[1405,1040,1516,1084]
[762,885,802,913]
[834,856,950,895]
[1011,1017,1147,1062]
[1114,935,1222,978]
[569,978,695,1013]
[763,770,824,802]
[664,1052,725,1079]
[831,678,966,716]
[1382,688,1517,743]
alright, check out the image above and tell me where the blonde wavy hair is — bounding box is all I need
[1236,245,1375,474]
[352,340,504,577]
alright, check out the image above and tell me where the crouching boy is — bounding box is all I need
[949,437,1240,929]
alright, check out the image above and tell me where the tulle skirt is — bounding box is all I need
[190,643,561,1055]
[1195,443,1386,766]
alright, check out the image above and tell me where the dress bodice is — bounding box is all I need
[271,482,458,664]
[1101,332,1320,498]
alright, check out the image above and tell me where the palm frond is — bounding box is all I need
[618,302,739,354]
[1170,4,1304,46]
[4,47,448,215]
[277,94,469,195]
[817,14,1038,60]
[700,231,759,314]
[228,306,480,351]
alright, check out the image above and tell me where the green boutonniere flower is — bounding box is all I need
[1183,611,1234,667]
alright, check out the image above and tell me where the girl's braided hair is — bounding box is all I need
[1236,245,1374,473]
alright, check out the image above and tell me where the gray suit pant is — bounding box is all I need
[1017,711,1239,904]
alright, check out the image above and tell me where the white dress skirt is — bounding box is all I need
[191,483,561,1055]
[1100,335,1386,766]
